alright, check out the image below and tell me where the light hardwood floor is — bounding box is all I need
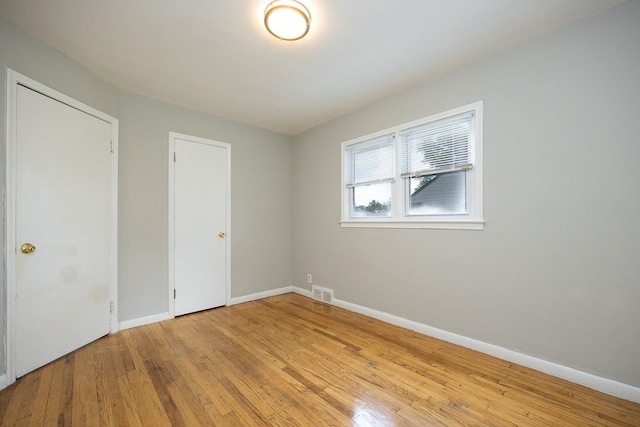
[0,293,638,426]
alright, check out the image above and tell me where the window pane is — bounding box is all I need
[408,170,467,215]
[351,182,391,217]
[402,112,473,175]
[346,135,394,185]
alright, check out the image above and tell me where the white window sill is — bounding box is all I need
[339,219,485,230]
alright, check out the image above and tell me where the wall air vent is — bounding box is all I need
[312,285,334,304]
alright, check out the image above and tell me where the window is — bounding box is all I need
[345,134,394,217]
[341,102,483,230]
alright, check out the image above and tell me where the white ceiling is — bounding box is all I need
[0,0,626,135]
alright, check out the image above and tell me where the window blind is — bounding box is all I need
[345,134,394,187]
[401,111,474,178]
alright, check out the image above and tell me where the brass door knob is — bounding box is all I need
[21,243,36,254]
[218,232,226,238]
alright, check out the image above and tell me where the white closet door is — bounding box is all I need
[15,85,113,377]
[174,137,227,316]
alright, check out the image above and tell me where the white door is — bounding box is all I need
[14,84,114,377]
[173,136,228,316]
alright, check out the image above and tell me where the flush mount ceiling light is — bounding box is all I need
[264,0,311,41]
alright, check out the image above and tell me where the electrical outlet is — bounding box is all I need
[307,273,313,284]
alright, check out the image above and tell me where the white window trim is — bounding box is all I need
[340,102,484,230]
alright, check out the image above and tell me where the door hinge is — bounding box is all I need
[173,152,176,162]
[173,289,176,299]
[110,301,114,313]
[110,140,114,154]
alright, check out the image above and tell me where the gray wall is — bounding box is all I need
[1,16,293,377]
[118,94,292,320]
[292,1,640,387]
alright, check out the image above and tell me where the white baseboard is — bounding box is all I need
[0,374,7,391]
[292,286,312,298]
[118,287,293,331]
[291,286,640,403]
[230,286,293,305]
[119,312,172,330]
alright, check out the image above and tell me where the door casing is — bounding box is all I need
[168,132,231,317]
[4,69,119,385]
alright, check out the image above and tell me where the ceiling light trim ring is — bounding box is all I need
[264,0,311,41]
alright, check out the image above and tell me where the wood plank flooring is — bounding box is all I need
[0,293,639,426]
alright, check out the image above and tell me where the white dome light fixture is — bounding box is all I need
[264,0,311,41]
